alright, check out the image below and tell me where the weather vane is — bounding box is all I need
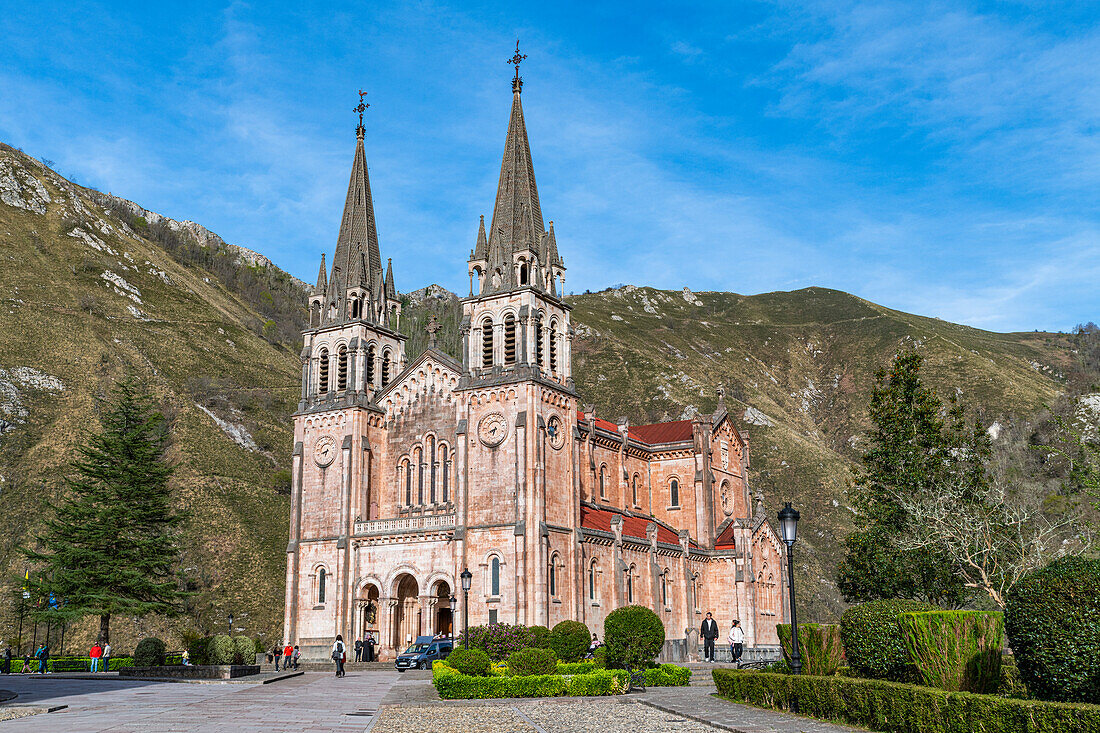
[355,89,369,136]
[508,40,526,93]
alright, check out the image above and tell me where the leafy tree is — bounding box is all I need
[837,351,980,607]
[21,378,189,644]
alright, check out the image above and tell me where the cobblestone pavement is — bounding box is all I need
[638,685,863,733]
[0,671,397,732]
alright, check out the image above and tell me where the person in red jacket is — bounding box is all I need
[282,644,293,671]
[89,643,103,673]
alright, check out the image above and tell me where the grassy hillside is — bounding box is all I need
[0,144,1075,647]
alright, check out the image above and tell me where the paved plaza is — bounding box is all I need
[0,670,861,732]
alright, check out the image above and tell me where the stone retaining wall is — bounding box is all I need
[120,664,260,680]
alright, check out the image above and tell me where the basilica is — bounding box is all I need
[282,53,787,661]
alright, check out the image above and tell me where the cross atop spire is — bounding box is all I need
[355,89,369,138]
[508,40,526,94]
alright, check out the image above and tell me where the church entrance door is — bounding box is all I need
[393,574,420,651]
[433,581,453,637]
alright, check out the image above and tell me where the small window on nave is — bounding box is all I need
[491,556,501,597]
[669,477,680,508]
[317,567,327,604]
[599,465,607,499]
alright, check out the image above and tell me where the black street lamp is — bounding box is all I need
[227,612,234,637]
[448,595,457,639]
[778,502,802,682]
[460,568,472,650]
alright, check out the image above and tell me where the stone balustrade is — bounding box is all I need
[353,513,456,536]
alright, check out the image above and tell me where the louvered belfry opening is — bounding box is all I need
[535,319,544,369]
[337,345,349,390]
[549,323,558,373]
[504,314,516,365]
[318,348,330,393]
[366,344,376,387]
[381,349,391,386]
[482,318,494,368]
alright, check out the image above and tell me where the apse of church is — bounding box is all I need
[283,49,786,662]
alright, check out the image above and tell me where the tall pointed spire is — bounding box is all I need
[474,215,488,260]
[385,257,396,298]
[313,253,327,295]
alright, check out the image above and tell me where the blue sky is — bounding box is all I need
[2,1,1099,332]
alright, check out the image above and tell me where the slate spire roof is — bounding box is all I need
[313,253,327,295]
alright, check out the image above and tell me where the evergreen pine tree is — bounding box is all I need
[22,378,188,644]
[836,350,985,607]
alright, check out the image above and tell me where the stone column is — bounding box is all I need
[284,443,304,645]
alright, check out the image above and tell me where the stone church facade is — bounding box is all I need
[283,65,787,661]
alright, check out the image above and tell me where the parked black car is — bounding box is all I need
[394,636,453,671]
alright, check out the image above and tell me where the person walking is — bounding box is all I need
[19,653,31,674]
[2,646,12,674]
[354,638,363,663]
[292,645,301,670]
[89,642,103,673]
[35,643,49,674]
[700,612,719,663]
[364,633,375,662]
[728,619,745,666]
[102,642,111,672]
[271,644,282,672]
[332,635,346,677]
[282,643,293,671]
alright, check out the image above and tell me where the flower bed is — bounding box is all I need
[713,669,1100,733]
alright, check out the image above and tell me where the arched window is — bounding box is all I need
[481,317,494,368]
[429,435,437,504]
[670,477,680,507]
[599,465,607,499]
[318,348,330,393]
[442,445,451,503]
[416,447,424,505]
[491,556,501,596]
[350,296,360,319]
[632,474,639,507]
[310,302,320,327]
[403,459,412,505]
[626,564,635,603]
[503,314,516,365]
[381,349,391,387]
[535,317,544,368]
[661,569,669,607]
[318,568,327,604]
[337,345,348,391]
[472,267,482,295]
[589,559,598,601]
[519,261,528,285]
[366,344,376,387]
[549,321,558,373]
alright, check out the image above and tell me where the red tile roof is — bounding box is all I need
[715,522,738,550]
[580,505,688,547]
[577,412,695,445]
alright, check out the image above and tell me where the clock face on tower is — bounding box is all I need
[313,434,336,467]
[478,413,508,448]
[547,414,565,450]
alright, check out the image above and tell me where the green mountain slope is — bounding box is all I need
[0,144,1074,644]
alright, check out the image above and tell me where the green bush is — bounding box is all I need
[45,656,134,672]
[188,637,211,666]
[593,646,607,669]
[232,636,254,665]
[133,637,166,667]
[840,599,937,680]
[253,638,266,653]
[776,623,844,676]
[208,634,236,665]
[713,669,1100,733]
[998,655,1029,699]
[444,648,491,677]
[897,610,1003,693]
[557,661,596,675]
[549,620,591,663]
[566,669,619,696]
[1005,556,1100,704]
[604,605,664,669]
[529,625,552,649]
[432,663,623,699]
[510,674,568,697]
[507,647,558,677]
[644,664,691,686]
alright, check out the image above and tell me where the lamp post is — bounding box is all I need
[778,502,802,681]
[227,612,234,637]
[449,595,457,640]
[460,568,472,650]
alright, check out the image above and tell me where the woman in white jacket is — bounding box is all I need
[332,635,347,677]
[728,620,744,666]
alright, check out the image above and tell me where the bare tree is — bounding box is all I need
[892,479,1088,609]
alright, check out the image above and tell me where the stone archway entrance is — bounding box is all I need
[433,581,453,637]
[393,574,420,651]
[358,584,380,652]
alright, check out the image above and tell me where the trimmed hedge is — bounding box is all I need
[549,620,590,663]
[840,599,937,680]
[776,623,844,676]
[208,635,235,665]
[1005,556,1100,704]
[897,610,1002,693]
[232,636,253,665]
[134,637,166,667]
[557,661,596,675]
[644,664,691,686]
[507,647,557,677]
[444,648,491,677]
[713,669,1100,733]
[432,662,626,699]
[604,605,664,669]
[34,656,135,672]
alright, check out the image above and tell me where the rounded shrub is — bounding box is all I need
[528,625,552,649]
[133,637,166,667]
[445,648,491,677]
[232,636,254,665]
[840,599,937,680]
[208,634,236,665]
[593,646,608,669]
[187,637,211,666]
[1005,556,1100,703]
[549,620,591,663]
[604,605,665,669]
[507,647,558,676]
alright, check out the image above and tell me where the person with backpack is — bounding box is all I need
[35,643,49,674]
[292,645,301,670]
[331,635,346,677]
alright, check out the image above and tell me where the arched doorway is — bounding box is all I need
[433,581,452,637]
[358,584,380,649]
[393,574,420,650]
